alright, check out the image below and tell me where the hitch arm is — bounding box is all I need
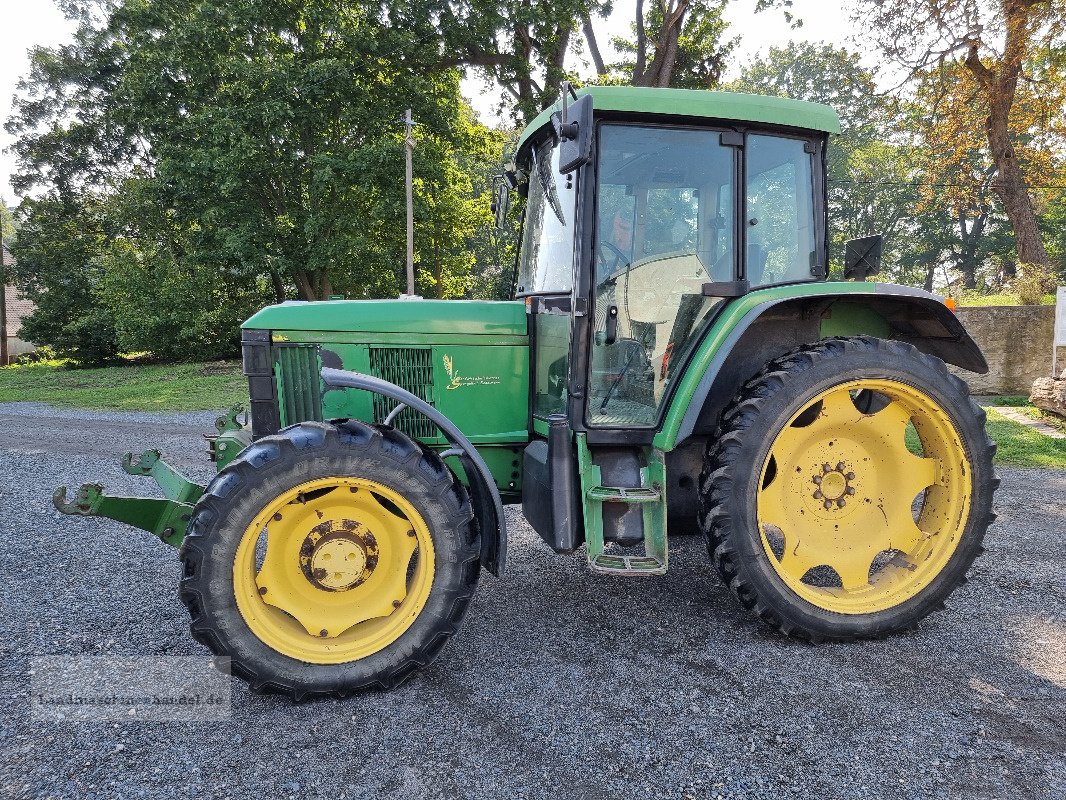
[122,449,203,504]
[53,484,193,547]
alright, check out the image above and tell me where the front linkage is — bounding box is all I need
[53,406,251,547]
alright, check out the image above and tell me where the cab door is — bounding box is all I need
[514,137,581,434]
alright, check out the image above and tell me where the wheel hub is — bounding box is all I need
[243,482,426,644]
[811,462,857,509]
[301,524,378,592]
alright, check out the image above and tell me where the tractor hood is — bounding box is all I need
[242,299,528,337]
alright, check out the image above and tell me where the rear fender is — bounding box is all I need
[655,283,987,451]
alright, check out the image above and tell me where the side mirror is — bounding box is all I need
[491,179,510,231]
[843,234,883,280]
[552,84,593,174]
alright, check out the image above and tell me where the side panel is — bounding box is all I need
[264,335,529,494]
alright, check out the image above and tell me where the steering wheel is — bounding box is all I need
[598,240,630,276]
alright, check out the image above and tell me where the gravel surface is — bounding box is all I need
[1,403,1064,800]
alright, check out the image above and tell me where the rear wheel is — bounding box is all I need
[180,421,479,698]
[699,337,997,640]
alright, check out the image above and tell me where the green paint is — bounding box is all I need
[272,330,528,347]
[654,281,891,451]
[244,299,527,336]
[441,445,525,498]
[518,86,841,153]
[819,301,891,338]
[53,484,194,548]
[576,434,669,575]
[122,450,203,504]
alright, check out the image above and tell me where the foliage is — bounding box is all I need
[854,0,1066,270]
[607,1,735,89]
[955,290,1055,306]
[0,358,247,411]
[1012,262,1058,304]
[6,0,506,363]
[1,202,15,243]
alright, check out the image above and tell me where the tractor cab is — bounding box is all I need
[510,87,835,438]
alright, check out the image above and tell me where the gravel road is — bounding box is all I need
[1,402,1064,800]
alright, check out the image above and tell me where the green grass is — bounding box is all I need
[955,291,1056,307]
[0,360,247,412]
[985,409,1066,469]
[988,395,1031,407]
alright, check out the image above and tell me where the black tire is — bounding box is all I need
[179,420,480,699]
[698,336,998,641]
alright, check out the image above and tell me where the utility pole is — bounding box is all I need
[403,109,416,297]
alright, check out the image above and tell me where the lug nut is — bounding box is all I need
[813,491,823,499]
[812,475,822,485]
[836,462,846,471]
[846,487,856,495]
[823,500,833,509]
[846,472,855,480]
[823,463,832,473]
[837,498,847,508]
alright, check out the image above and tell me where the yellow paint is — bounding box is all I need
[757,379,971,614]
[232,477,436,664]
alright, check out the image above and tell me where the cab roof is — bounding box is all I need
[516,86,842,154]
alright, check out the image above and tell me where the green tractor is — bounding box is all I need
[55,86,997,699]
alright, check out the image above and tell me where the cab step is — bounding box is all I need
[586,485,661,503]
[577,435,668,576]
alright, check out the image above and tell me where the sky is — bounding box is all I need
[0,0,858,206]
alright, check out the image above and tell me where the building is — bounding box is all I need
[2,243,37,363]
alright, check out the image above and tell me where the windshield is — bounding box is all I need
[515,140,576,294]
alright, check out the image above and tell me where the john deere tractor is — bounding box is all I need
[55,86,997,699]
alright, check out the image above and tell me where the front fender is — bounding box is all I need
[321,367,507,577]
[654,282,987,452]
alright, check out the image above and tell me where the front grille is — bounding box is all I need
[369,347,436,440]
[276,345,323,425]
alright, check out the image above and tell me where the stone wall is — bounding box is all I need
[949,305,1062,395]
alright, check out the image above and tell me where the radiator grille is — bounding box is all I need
[369,347,436,440]
[276,345,323,425]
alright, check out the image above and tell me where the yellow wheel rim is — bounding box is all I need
[232,477,436,664]
[756,379,971,615]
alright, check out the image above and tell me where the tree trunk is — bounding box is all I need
[582,14,606,76]
[633,0,647,84]
[294,270,315,301]
[962,8,1050,269]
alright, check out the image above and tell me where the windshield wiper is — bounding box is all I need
[536,150,566,225]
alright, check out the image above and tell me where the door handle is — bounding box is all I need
[604,305,618,345]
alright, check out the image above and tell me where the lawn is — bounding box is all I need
[985,408,1066,470]
[0,360,247,412]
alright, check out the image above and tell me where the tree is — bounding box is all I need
[8,196,119,364]
[605,0,735,89]
[727,44,920,281]
[6,0,506,362]
[855,0,1066,274]
[1,202,15,242]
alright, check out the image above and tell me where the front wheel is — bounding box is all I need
[699,337,997,641]
[179,421,480,699]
